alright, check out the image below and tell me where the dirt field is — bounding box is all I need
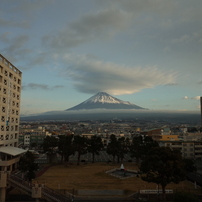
[34,162,199,195]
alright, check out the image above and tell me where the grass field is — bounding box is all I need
[34,162,199,196]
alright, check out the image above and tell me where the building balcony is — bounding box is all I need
[0,156,20,166]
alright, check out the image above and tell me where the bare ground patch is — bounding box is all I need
[34,162,198,196]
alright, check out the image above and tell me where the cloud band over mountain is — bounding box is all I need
[61,55,177,95]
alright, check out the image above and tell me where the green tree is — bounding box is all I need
[19,151,39,181]
[142,136,159,154]
[73,135,88,165]
[87,135,103,163]
[58,135,74,163]
[107,134,118,163]
[130,135,158,164]
[116,137,129,163]
[130,136,144,165]
[42,136,58,163]
[140,147,195,201]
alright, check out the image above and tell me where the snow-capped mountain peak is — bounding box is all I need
[66,92,145,111]
[83,92,129,104]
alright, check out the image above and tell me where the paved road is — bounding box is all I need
[35,151,135,164]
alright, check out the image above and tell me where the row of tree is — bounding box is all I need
[42,135,104,165]
[42,134,159,165]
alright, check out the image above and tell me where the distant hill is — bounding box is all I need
[20,92,200,124]
[20,110,200,125]
[66,92,146,110]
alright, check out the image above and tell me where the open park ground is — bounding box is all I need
[33,162,200,196]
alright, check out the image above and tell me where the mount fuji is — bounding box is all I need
[66,92,145,111]
[20,92,200,123]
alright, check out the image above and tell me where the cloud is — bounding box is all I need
[182,96,189,99]
[191,96,201,100]
[0,17,29,28]
[42,8,132,50]
[182,96,201,100]
[61,55,177,95]
[164,82,178,86]
[99,0,177,15]
[1,34,32,63]
[22,83,64,90]
[0,0,51,29]
[171,34,191,43]
[52,85,64,90]
[4,35,29,52]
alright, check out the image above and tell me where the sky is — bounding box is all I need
[1,0,202,115]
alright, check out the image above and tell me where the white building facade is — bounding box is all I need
[0,54,25,201]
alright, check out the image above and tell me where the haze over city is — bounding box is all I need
[1,0,202,115]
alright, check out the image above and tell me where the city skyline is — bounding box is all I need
[1,0,202,115]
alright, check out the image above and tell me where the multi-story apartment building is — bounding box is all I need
[159,141,202,159]
[19,127,47,148]
[0,54,25,201]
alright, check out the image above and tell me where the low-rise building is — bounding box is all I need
[19,127,46,148]
[159,141,202,159]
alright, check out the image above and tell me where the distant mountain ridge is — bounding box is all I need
[66,92,146,110]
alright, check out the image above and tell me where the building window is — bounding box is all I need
[2,97,6,103]
[9,72,13,79]
[4,70,8,76]
[1,116,5,122]
[6,126,9,131]
[2,107,5,113]
[1,126,4,131]
[15,125,18,131]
